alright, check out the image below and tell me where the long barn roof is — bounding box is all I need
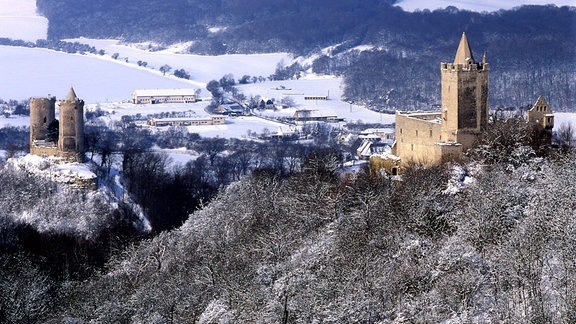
[132,88,197,97]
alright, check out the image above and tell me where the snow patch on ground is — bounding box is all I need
[7,154,97,185]
[444,164,479,195]
[5,154,152,235]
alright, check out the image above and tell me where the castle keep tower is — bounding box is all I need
[30,96,56,144]
[440,32,490,150]
[58,87,85,162]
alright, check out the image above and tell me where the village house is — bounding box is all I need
[132,88,197,104]
[292,109,342,122]
[257,98,275,109]
[263,125,301,140]
[359,128,395,142]
[215,103,247,116]
[356,127,396,160]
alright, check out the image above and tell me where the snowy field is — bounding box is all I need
[553,113,576,131]
[0,43,291,103]
[396,0,575,12]
[0,0,38,16]
[0,0,47,41]
[66,38,292,87]
[0,46,196,103]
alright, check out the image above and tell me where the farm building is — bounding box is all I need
[147,116,226,127]
[132,89,197,104]
[216,103,247,116]
[292,109,342,122]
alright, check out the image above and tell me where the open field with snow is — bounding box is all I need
[0,17,48,42]
[0,46,195,103]
[0,41,290,103]
[0,0,47,41]
[66,38,292,87]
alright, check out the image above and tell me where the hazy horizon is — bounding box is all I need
[397,0,574,12]
[1,0,575,17]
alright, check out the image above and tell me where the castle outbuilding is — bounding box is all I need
[30,87,85,163]
[372,33,553,174]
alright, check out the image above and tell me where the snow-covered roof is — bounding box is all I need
[294,109,338,118]
[434,141,461,146]
[133,88,197,97]
[399,111,442,124]
[372,151,401,161]
[360,128,395,134]
[219,103,244,110]
[149,116,218,122]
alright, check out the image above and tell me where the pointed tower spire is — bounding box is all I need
[66,86,78,102]
[454,32,475,65]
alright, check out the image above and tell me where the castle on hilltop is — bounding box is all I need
[30,87,85,163]
[371,33,554,174]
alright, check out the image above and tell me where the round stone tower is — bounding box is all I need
[58,87,85,162]
[29,96,56,144]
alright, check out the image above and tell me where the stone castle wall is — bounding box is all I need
[30,144,58,157]
[393,112,445,166]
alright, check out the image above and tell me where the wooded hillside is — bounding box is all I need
[3,149,576,322]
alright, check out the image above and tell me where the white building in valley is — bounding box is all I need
[132,88,198,104]
[147,116,226,127]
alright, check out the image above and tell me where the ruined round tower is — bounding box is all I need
[29,96,59,157]
[29,96,56,144]
[58,87,85,162]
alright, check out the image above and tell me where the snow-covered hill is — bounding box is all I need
[0,0,47,41]
[0,42,290,103]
